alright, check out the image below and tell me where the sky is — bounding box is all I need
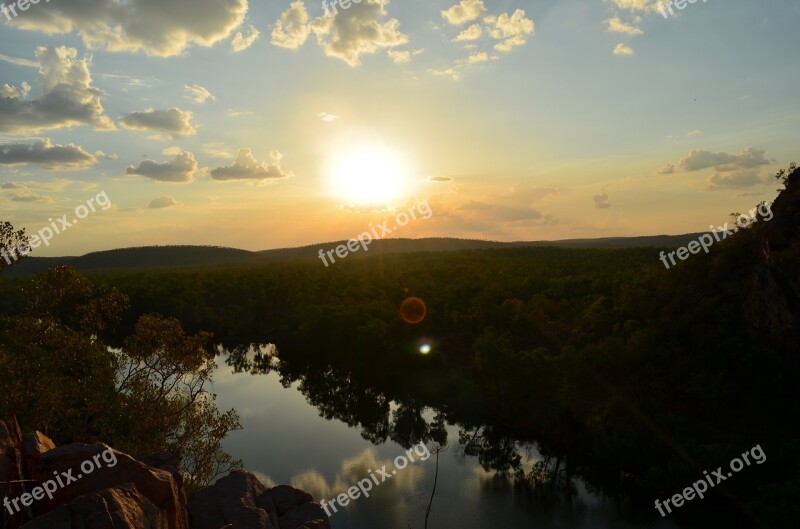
[1,0,799,256]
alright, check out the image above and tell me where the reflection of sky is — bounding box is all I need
[213,367,680,529]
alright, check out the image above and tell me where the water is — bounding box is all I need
[213,348,679,529]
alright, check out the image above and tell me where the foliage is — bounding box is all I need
[0,264,242,491]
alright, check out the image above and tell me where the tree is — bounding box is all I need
[0,221,29,273]
[0,266,242,491]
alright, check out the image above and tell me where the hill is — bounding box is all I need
[2,234,706,276]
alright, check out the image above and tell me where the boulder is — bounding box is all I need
[35,443,188,529]
[277,503,328,529]
[189,471,269,529]
[20,484,166,529]
[260,486,312,516]
[188,472,329,529]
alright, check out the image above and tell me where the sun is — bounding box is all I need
[328,144,409,206]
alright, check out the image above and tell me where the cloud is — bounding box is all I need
[120,108,197,139]
[184,84,215,104]
[0,181,57,203]
[271,1,312,49]
[678,148,771,172]
[613,43,635,56]
[0,46,114,135]
[666,147,772,190]
[594,192,612,209]
[210,149,291,181]
[232,25,261,52]
[428,176,453,182]
[388,50,411,64]
[453,23,483,42]
[468,52,489,64]
[606,17,643,35]
[149,196,179,209]
[487,10,534,52]
[7,0,248,57]
[610,0,659,12]
[310,0,408,66]
[706,169,765,191]
[202,143,234,159]
[0,53,38,68]
[228,109,255,118]
[317,112,339,122]
[657,164,675,174]
[387,48,423,64]
[441,0,486,26]
[0,139,101,169]
[687,129,703,137]
[126,152,199,183]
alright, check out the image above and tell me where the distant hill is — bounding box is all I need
[2,234,706,276]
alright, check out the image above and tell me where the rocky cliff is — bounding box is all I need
[744,166,800,350]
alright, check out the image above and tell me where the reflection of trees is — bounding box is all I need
[458,425,522,475]
[223,345,448,449]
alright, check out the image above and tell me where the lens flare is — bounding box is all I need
[400,297,427,324]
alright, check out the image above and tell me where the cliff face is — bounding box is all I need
[0,418,330,529]
[744,167,800,350]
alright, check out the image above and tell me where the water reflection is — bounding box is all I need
[217,343,678,529]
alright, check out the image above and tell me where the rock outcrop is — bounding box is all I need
[1,419,330,529]
[189,471,328,529]
[744,166,800,350]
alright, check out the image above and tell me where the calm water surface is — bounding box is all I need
[214,362,679,529]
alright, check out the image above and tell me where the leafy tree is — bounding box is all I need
[0,221,28,273]
[0,266,241,491]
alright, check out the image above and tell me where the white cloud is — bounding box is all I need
[7,0,249,57]
[120,108,197,139]
[613,43,635,55]
[126,152,199,183]
[387,48,423,64]
[0,53,38,68]
[210,149,291,182]
[184,84,215,104]
[271,1,311,50]
[610,0,660,12]
[488,10,534,52]
[441,0,486,26]
[232,25,261,52]
[310,0,408,66]
[606,17,643,35]
[0,46,114,135]
[0,139,101,170]
[317,112,339,122]
[453,23,483,42]
[468,52,489,64]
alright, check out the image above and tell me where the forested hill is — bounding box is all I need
[4,233,704,275]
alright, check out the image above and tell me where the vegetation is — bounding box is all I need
[0,266,242,493]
